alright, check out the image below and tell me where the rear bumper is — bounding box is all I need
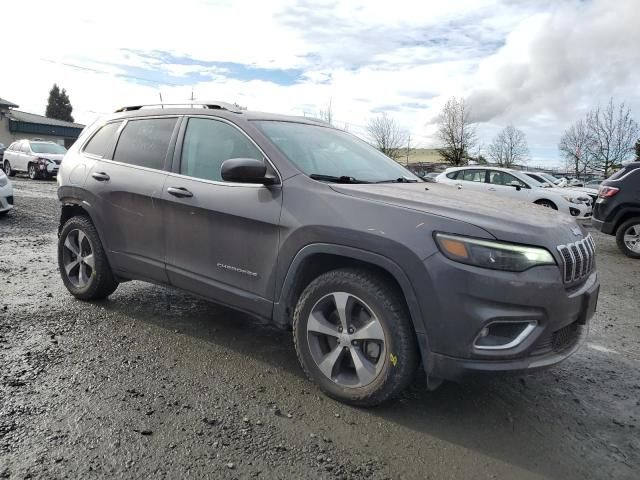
[591,217,615,235]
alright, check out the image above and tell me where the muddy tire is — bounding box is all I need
[58,215,119,300]
[615,218,640,259]
[293,268,419,407]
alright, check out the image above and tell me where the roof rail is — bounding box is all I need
[114,101,243,113]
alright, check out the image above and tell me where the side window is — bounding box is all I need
[113,118,177,170]
[445,171,459,180]
[180,118,263,182]
[461,169,486,182]
[83,121,123,159]
[489,171,527,187]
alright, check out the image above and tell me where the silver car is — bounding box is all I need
[2,139,66,180]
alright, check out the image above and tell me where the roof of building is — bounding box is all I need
[0,97,19,108]
[8,110,84,128]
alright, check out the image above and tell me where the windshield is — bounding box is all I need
[255,121,419,183]
[30,142,67,154]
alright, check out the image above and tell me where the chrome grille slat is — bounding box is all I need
[556,234,596,283]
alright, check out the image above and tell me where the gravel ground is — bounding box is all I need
[1,176,639,479]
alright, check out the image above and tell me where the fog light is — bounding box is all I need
[569,207,580,216]
[474,321,537,350]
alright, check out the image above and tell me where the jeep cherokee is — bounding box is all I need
[57,102,600,406]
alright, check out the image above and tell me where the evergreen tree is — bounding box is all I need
[45,84,74,122]
[635,139,640,161]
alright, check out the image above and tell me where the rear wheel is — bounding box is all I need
[616,218,640,259]
[535,199,557,210]
[293,268,419,407]
[58,215,119,300]
[3,161,14,177]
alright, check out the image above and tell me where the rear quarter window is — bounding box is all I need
[113,118,177,170]
[83,121,123,159]
[446,171,459,179]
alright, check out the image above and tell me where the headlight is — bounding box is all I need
[434,233,556,272]
[562,195,589,204]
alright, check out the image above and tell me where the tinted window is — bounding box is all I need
[113,118,177,170]
[608,167,629,180]
[445,171,459,179]
[489,170,527,187]
[84,122,123,158]
[461,170,486,182]
[181,118,263,182]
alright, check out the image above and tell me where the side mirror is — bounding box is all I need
[221,158,277,185]
[508,182,522,191]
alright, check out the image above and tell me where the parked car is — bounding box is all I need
[592,161,640,258]
[437,166,593,219]
[523,171,599,203]
[0,143,6,161]
[584,180,602,189]
[56,102,599,406]
[0,168,14,215]
[2,139,66,179]
[568,179,584,187]
[422,172,440,183]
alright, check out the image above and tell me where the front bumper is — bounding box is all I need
[0,194,14,212]
[567,203,592,219]
[419,253,599,381]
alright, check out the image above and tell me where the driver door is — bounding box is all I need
[487,170,531,201]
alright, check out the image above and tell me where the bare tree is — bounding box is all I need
[318,98,333,125]
[366,113,408,160]
[559,119,591,178]
[585,99,639,177]
[436,97,477,166]
[405,134,412,166]
[487,125,529,167]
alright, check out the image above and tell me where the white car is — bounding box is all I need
[523,171,599,203]
[436,166,593,219]
[0,168,14,215]
[2,139,67,180]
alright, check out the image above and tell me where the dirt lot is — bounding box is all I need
[1,176,639,479]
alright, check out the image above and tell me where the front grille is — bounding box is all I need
[551,321,580,352]
[557,235,595,283]
[54,159,62,165]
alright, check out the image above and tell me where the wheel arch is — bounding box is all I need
[273,244,424,336]
[612,209,640,233]
[534,198,558,209]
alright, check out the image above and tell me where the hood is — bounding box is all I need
[545,186,592,200]
[330,182,584,247]
[35,154,65,162]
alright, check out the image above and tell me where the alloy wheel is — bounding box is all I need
[623,224,640,253]
[28,165,37,180]
[306,292,387,388]
[62,229,95,288]
[3,162,10,176]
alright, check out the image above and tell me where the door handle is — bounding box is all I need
[91,172,110,182]
[167,186,193,198]
[488,187,496,191]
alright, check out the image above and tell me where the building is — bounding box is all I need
[0,96,85,149]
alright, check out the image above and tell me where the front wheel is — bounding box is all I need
[616,218,640,259]
[28,164,39,180]
[293,268,419,407]
[535,199,558,210]
[58,215,119,300]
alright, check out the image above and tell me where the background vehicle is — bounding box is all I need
[437,166,593,219]
[523,171,599,203]
[0,143,6,161]
[56,102,599,406]
[422,172,440,182]
[3,140,66,179]
[584,180,602,189]
[0,168,14,215]
[593,161,640,258]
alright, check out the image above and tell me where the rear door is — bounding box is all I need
[85,116,180,283]
[457,169,489,192]
[162,116,283,318]
[14,142,28,171]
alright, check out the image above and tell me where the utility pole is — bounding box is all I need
[406,134,411,167]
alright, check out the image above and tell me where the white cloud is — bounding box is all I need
[1,0,639,166]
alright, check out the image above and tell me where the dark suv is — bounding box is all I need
[593,161,640,258]
[57,102,599,406]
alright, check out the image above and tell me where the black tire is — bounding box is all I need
[615,217,640,259]
[3,161,14,177]
[535,199,557,210]
[28,164,39,180]
[58,215,119,300]
[293,268,419,407]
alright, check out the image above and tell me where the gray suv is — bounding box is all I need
[57,102,600,406]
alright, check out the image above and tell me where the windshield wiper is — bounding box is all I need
[374,177,420,184]
[309,174,371,184]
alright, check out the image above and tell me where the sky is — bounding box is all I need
[3,0,639,167]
